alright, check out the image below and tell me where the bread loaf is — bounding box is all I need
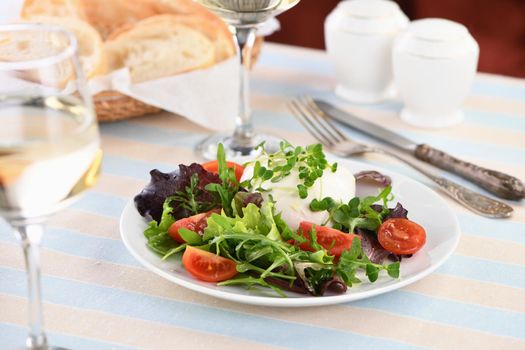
[80,0,161,39]
[21,0,87,20]
[82,0,235,62]
[0,29,74,87]
[104,15,215,83]
[24,16,106,78]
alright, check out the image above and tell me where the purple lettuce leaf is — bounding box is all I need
[384,202,409,220]
[134,163,221,223]
[354,170,392,187]
[358,229,395,264]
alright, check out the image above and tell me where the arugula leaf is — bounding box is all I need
[218,276,287,297]
[205,143,241,217]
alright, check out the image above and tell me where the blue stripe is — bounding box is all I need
[437,255,525,289]
[102,154,174,181]
[351,289,525,339]
[0,227,140,267]
[258,48,525,103]
[101,121,206,147]
[463,109,525,130]
[44,227,140,266]
[0,220,14,242]
[472,79,525,102]
[456,212,525,244]
[258,49,335,76]
[72,191,128,218]
[0,322,137,350]
[0,267,424,350]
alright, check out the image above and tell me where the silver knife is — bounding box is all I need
[314,99,525,201]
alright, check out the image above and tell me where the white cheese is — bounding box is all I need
[241,162,356,230]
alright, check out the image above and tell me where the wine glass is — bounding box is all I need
[0,24,101,350]
[194,0,300,159]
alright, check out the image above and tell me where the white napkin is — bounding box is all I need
[89,58,239,131]
[88,18,280,131]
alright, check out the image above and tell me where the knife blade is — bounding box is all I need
[314,99,525,200]
[314,100,417,152]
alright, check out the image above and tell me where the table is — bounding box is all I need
[1,43,524,350]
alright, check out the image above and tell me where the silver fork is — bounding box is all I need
[288,96,513,218]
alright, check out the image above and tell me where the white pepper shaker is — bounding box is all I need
[325,0,408,103]
[392,18,479,128]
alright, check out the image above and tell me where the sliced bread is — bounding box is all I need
[104,15,215,83]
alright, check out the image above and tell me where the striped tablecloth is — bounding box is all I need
[1,43,524,350]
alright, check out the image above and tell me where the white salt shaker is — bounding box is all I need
[325,0,408,103]
[392,18,479,128]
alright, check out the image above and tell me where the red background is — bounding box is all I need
[267,0,525,78]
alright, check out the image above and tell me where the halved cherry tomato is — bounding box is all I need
[202,160,244,182]
[168,209,220,243]
[378,218,426,255]
[182,246,238,282]
[296,221,360,259]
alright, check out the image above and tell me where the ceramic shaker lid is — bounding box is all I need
[326,0,408,34]
[394,18,479,58]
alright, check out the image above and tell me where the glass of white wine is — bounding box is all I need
[0,24,101,350]
[194,0,300,159]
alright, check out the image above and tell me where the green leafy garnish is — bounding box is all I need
[205,143,240,217]
[243,141,337,199]
[336,238,399,285]
[143,199,179,255]
[311,186,393,233]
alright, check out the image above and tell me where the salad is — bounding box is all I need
[134,142,426,297]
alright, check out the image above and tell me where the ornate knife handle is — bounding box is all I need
[415,144,525,200]
[432,176,514,218]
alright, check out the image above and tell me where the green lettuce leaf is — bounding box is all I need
[144,199,179,255]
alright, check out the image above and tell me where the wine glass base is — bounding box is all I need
[195,132,283,160]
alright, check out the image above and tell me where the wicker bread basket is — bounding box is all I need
[94,36,263,122]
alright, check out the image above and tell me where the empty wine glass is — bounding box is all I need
[194,0,300,159]
[0,24,102,350]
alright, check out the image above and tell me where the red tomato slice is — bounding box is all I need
[168,209,219,243]
[182,246,238,282]
[378,218,426,255]
[202,160,244,182]
[296,221,360,258]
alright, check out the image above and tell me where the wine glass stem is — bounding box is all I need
[15,223,48,349]
[231,26,257,152]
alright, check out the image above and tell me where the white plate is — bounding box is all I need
[120,158,460,307]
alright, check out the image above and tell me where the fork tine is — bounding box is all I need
[298,96,344,144]
[301,96,348,142]
[288,99,334,147]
